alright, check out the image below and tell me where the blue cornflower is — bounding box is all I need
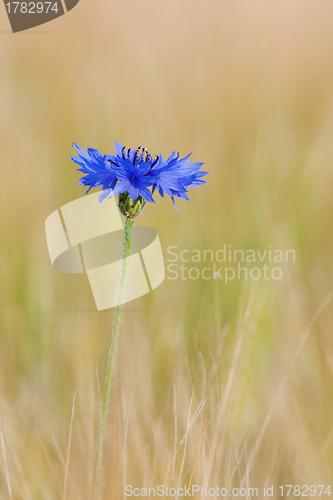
[70,141,207,216]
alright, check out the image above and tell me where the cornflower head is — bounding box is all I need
[70,141,208,217]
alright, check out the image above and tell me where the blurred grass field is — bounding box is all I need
[1,0,333,498]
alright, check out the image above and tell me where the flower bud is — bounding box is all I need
[118,192,146,219]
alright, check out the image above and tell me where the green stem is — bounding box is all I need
[92,217,134,499]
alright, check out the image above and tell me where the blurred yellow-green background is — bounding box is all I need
[1,0,333,498]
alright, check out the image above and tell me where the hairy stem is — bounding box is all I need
[92,217,134,499]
